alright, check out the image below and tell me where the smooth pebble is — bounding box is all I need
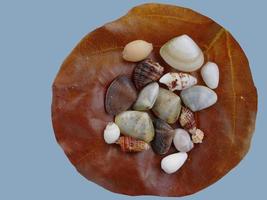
[201,62,219,89]
[173,129,194,152]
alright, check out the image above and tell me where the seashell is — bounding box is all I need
[161,152,188,174]
[152,87,181,124]
[116,136,150,152]
[103,122,120,144]
[105,75,137,115]
[133,82,159,111]
[180,85,218,112]
[159,72,197,91]
[179,106,197,133]
[160,34,204,72]
[151,118,175,155]
[201,62,219,89]
[173,128,194,152]
[191,129,205,143]
[122,40,153,62]
[133,59,164,89]
[115,111,154,143]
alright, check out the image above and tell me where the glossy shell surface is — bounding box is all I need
[52,3,257,197]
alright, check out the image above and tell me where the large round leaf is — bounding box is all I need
[52,3,257,196]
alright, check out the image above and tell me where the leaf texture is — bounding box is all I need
[52,3,257,196]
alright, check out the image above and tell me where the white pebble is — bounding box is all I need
[173,128,194,152]
[161,152,188,174]
[103,122,120,144]
[201,62,219,89]
[122,40,153,62]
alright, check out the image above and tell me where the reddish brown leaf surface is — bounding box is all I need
[52,3,257,196]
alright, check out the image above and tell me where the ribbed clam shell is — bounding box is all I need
[105,76,137,115]
[133,82,159,111]
[180,85,218,112]
[116,136,150,152]
[151,118,174,155]
[152,87,181,124]
[159,72,197,91]
[179,106,196,132]
[160,35,204,72]
[133,59,164,89]
[115,111,154,143]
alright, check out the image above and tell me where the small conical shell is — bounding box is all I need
[152,87,181,124]
[133,59,164,89]
[115,111,154,143]
[105,76,137,115]
[116,136,150,152]
[133,82,159,111]
[180,85,217,112]
[159,72,197,91]
[173,129,194,152]
[179,106,197,133]
[160,35,204,72]
[201,62,219,89]
[191,129,205,143]
[151,118,175,155]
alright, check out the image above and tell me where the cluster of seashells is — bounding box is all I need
[103,35,219,174]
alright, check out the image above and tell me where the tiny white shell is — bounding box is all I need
[173,129,194,152]
[159,72,197,91]
[201,62,219,89]
[160,35,204,72]
[122,40,153,62]
[103,122,120,144]
[161,152,188,174]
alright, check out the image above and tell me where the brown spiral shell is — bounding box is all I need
[179,106,197,133]
[133,59,164,89]
[116,136,150,152]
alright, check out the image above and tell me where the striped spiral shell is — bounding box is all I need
[179,106,196,133]
[116,136,150,152]
[133,59,164,89]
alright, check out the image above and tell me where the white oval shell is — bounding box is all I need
[133,82,159,110]
[160,35,204,72]
[122,40,153,62]
[180,85,217,111]
[173,129,194,152]
[159,72,197,91]
[103,122,120,144]
[161,152,188,174]
[201,62,219,89]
